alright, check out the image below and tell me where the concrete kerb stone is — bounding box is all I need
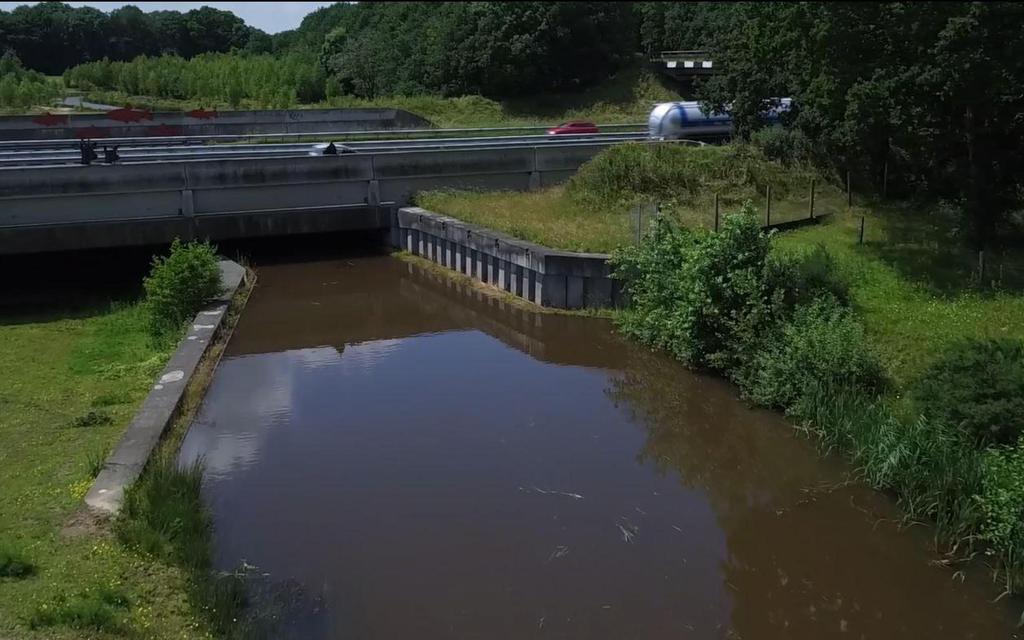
[395,207,622,309]
[83,260,245,516]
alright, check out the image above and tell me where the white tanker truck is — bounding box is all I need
[648,98,793,140]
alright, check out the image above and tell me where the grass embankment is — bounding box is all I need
[422,142,1024,595]
[419,143,847,253]
[0,302,208,638]
[0,243,250,639]
[777,208,1024,386]
[74,64,679,128]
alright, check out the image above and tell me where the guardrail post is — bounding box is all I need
[367,179,380,206]
[808,179,816,220]
[529,147,541,191]
[180,164,196,240]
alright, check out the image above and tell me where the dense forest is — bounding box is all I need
[0,2,268,74]
[3,1,1024,246]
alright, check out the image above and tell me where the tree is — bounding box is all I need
[0,2,263,73]
[696,2,1024,250]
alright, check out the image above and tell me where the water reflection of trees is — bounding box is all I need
[606,349,1012,639]
[606,348,835,518]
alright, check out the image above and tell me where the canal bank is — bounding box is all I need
[0,249,252,639]
[179,254,1021,639]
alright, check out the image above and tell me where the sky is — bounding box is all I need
[0,2,337,34]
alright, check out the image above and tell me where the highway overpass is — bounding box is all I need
[0,137,637,255]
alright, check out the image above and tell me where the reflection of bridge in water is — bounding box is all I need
[226,255,630,369]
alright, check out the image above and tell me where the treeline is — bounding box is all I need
[317,2,636,99]
[0,2,269,75]
[59,1,639,103]
[0,52,58,109]
[63,52,326,108]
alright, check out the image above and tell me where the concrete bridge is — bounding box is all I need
[652,50,715,78]
[0,140,623,255]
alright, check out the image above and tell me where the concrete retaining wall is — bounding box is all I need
[0,108,430,141]
[394,207,622,310]
[84,260,246,515]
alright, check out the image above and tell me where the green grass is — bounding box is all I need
[0,300,215,639]
[776,208,1024,387]
[76,63,681,128]
[419,186,634,253]
[419,144,848,253]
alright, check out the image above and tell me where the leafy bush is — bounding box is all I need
[0,52,60,110]
[910,339,1024,445]
[568,143,814,210]
[143,238,222,338]
[612,203,773,371]
[743,296,886,408]
[749,126,815,167]
[977,440,1024,591]
[64,52,325,108]
[765,243,850,308]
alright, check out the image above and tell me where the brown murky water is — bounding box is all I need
[180,255,1021,639]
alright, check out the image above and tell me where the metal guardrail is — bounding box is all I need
[0,132,651,168]
[0,123,647,153]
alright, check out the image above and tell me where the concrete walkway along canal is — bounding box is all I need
[178,254,1021,639]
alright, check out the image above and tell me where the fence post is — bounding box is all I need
[858,216,865,244]
[882,160,888,199]
[766,185,772,227]
[846,170,853,208]
[714,193,720,232]
[978,250,986,282]
[808,179,816,220]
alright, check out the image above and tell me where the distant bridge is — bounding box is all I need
[651,50,715,80]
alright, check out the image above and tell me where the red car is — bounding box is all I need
[546,121,599,135]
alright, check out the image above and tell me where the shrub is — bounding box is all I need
[749,126,815,167]
[766,243,850,308]
[910,339,1024,446]
[977,440,1024,591]
[611,203,773,371]
[568,142,812,210]
[143,238,222,338]
[743,296,886,409]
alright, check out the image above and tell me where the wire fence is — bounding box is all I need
[625,172,1024,291]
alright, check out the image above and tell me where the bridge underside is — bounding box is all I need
[0,205,389,255]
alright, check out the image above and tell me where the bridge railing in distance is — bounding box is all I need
[0,123,648,153]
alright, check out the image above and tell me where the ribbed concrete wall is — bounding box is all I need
[0,108,430,141]
[394,207,622,310]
